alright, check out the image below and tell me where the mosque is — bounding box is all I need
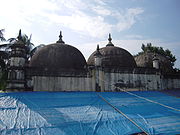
[6,31,180,91]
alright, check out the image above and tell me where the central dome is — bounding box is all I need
[29,32,87,73]
[87,34,137,68]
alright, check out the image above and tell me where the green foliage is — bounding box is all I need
[0,29,35,89]
[0,29,6,42]
[0,30,35,60]
[174,68,180,73]
[135,43,176,67]
[0,29,45,90]
[7,30,34,59]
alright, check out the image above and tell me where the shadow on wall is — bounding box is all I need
[114,80,146,91]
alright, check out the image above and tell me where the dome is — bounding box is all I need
[87,34,137,68]
[134,52,173,72]
[29,32,87,73]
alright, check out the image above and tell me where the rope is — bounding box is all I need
[96,73,180,112]
[119,88,180,112]
[96,93,149,135]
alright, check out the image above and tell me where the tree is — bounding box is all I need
[0,29,6,42]
[0,29,45,90]
[0,30,35,61]
[0,29,46,63]
[0,30,33,90]
[8,30,34,60]
[30,44,45,58]
[135,43,176,67]
[0,50,8,90]
[0,51,8,68]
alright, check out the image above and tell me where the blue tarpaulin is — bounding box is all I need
[0,91,180,135]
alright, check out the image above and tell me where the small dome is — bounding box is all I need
[29,32,87,73]
[87,34,137,68]
[134,52,173,73]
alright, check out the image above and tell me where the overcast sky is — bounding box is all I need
[0,0,180,68]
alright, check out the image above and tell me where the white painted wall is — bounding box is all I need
[33,76,95,91]
[31,71,180,91]
[101,72,161,91]
[162,78,180,90]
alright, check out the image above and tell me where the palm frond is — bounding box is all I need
[0,44,10,49]
[0,37,6,42]
[8,38,16,43]
[0,29,6,42]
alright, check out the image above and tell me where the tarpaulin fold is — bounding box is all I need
[0,91,179,135]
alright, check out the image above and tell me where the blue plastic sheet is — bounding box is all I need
[0,91,179,135]
[100,91,180,135]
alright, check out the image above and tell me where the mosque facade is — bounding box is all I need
[6,32,180,91]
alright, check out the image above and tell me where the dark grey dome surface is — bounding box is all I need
[29,43,87,72]
[87,46,137,68]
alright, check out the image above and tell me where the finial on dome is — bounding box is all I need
[97,44,100,51]
[94,44,102,57]
[108,33,112,42]
[106,33,114,46]
[57,31,65,43]
[17,29,22,41]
